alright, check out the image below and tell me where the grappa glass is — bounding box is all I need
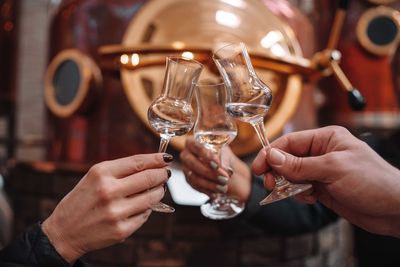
[193,81,244,219]
[148,56,203,212]
[213,42,312,205]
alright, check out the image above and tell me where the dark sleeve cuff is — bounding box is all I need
[241,176,268,219]
[0,222,90,267]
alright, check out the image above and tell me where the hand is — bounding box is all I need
[180,137,251,202]
[42,153,172,263]
[252,126,400,237]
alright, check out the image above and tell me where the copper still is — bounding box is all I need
[317,0,400,131]
[44,0,323,164]
[44,0,370,165]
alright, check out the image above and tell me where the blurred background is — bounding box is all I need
[0,0,399,266]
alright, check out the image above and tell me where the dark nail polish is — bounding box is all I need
[166,169,172,177]
[163,154,174,163]
[163,184,168,192]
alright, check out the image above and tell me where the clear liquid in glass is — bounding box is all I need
[148,98,194,137]
[225,103,269,123]
[194,130,237,152]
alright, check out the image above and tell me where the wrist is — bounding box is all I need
[42,216,82,264]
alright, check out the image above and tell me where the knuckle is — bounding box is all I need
[328,125,349,137]
[104,205,119,223]
[89,162,108,179]
[288,155,303,174]
[144,171,157,189]
[113,222,127,241]
[131,155,146,172]
[97,181,114,202]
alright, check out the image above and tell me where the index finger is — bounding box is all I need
[270,126,341,157]
[104,153,172,178]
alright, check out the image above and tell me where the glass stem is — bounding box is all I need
[251,119,270,149]
[158,134,171,153]
[250,119,289,188]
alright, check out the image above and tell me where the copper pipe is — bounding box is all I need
[98,44,317,76]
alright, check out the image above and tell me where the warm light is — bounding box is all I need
[181,51,194,59]
[131,53,140,66]
[120,54,129,64]
[220,0,246,8]
[172,41,185,49]
[260,31,283,49]
[270,44,286,57]
[215,10,241,28]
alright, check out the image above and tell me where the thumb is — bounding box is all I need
[266,148,328,183]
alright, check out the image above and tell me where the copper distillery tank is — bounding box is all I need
[319,0,400,131]
[44,0,313,164]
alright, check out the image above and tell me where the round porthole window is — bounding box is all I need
[45,49,102,117]
[357,6,400,56]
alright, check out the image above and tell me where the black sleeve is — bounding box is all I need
[241,176,338,235]
[0,222,90,267]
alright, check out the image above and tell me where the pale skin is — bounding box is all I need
[252,126,400,238]
[42,153,172,263]
[180,138,252,203]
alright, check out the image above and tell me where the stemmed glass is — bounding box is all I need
[213,42,312,205]
[148,56,203,213]
[193,81,245,219]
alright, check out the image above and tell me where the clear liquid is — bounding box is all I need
[194,130,237,151]
[225,103,269,123]
[148,98,194,137]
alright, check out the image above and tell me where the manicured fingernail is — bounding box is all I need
[217,176,228,185]
[216,184,228,194]
[163,154,174,163]
[210,161,218,170]
[166,169,172,178]
[269,148,285,166]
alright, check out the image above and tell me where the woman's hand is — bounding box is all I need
[180,138,251,202]
[42,153,173,263]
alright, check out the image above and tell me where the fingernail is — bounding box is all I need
[216,184,228,194]
[163,154,174,163]
[210,161,218,170]
[269,148,285,166]
[217,176,229,185]
[166,169,172,178]
[163,184,168,192]
[227,167,233,176]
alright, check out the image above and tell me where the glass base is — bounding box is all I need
[151,202,175,213]
[259,183,312,205]
[200,194,245,220]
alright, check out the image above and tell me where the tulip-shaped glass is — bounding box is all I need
[213,43,312,205]
[148,56,203,212]
[193,81,244,219]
